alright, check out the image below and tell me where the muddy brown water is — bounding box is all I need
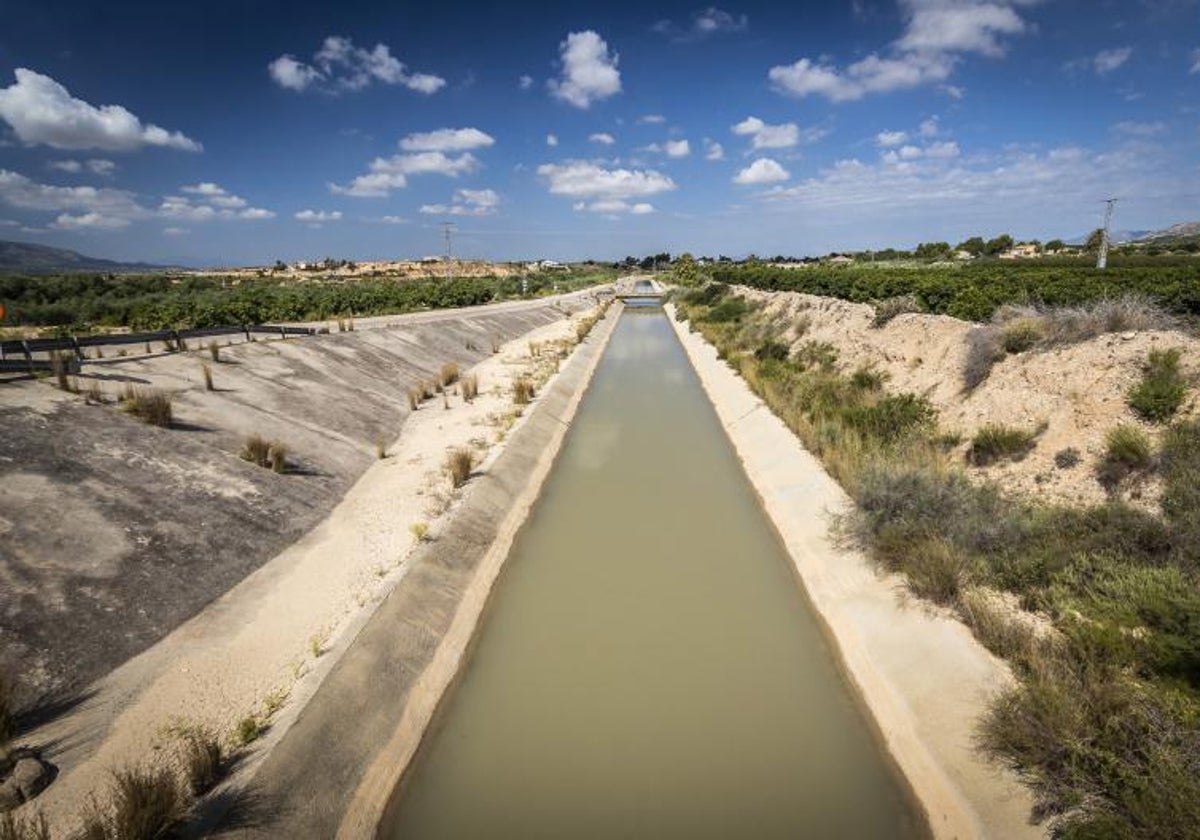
[382,306,923,839]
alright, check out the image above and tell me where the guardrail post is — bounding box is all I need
[71,336,85,361]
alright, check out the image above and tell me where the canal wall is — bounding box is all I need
[218,304,622,839]
[666,305,1042,840]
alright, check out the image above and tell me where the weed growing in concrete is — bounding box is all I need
[461,373,479,403]
[207,341,220,363]
[376,437,387,459]
[201,363,214,392]
[409,522,429,542]
[406,387,421,411]
[439,362,459,388]
[84,381,105,404]
[446,448,474,489]
[240,435,271,468]
[79,765,185,840]
[177,727,223,797]
[268,441,288,474]
[491,336,501,354]
[967,424,1037,466]
[119,386,173,427]
[512,379,535,405]
[309,635,324,658]
[234,716,262,747]
[1128,348,1187,423]
[442,391,450,410]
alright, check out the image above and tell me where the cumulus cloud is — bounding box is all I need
[0,69,201,152]
[733,158,790,185]
[162,226,187,236]
[919,116,940,137]
[1191,48,1200,74]
[769,0,1036,102]
[330,151,481,197]
[399,127,495,152]
[519,74,534,90]
[876,130,908,147]
[548,31,622,109]
[53,212,131,231]
[295,209,342,224]
[704,139,725,160]
[1093,47,1133,74]
[538,160,675,214]
[732,116,800,149]
[269,36,445,95]
[590,132,616,145]
[652,7,748,42]
[163,182,274,220]
[0,168,147,221]
[639,114,666,124]
[420,188,500,216]
[664,139,690,158]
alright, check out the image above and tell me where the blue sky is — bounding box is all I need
[0,0,1197,265]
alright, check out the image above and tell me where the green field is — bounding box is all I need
[0,267,616,332]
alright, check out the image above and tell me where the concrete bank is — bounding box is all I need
[666,305,1041,840]
[224,304,622,839]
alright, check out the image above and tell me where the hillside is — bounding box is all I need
[0,239,175,274]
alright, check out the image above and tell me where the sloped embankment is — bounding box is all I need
[0,294,593,705]
[740,287,1200,507]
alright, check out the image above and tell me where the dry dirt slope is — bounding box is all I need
[0,294,593,708]
[740,287,1200,507]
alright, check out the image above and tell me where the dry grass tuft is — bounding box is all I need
[406,386,421,411]
[409,521,429,542]
[207,341,220,362]
[439,362,459,387]
[200,363,214,392]
[119,386,173,427]
[461,373,479,403]
[0,811,50,840]
[512,378,535,405]
[445,448,474,489]
[79,765,185,840]
[177,726,223,797]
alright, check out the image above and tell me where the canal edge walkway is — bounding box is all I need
[219,303,623,838]
[665,305,1043,840]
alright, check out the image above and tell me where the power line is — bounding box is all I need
[440,221,456,281]
[1097,197,1118,270]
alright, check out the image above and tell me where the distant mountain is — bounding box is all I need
[0,239,177,274]
[1063,221,1199,246]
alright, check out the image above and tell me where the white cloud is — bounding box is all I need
[546,133,559,147]
[538,161,675,214]
[918,116,940,137]
[519,74,534,90]
[590,132,616,145]
[163,226,187,236]
[330,152,481,197]
[399,127,495,152]
[733,157,790,185]
[379,215,408,224]
[639,114,666,124]
[876,130,908,147]
[924,140,960,158]
[652,7,748,42]
[1093,47,1133,74]
[943,84,966,99]
[1111,120,1167,137]
[1191,48,1200,74]
[0,168,147,218]
[769,0,1035,102]
[87,159,116,176]
[420,188,500,217]
[0,69,201,152]
[269,36,445,95]
[165,182,274,220]
[48,160,82,173]
[295,209,342,224]
[548,31,622,109]
[704,139,725,160]
[52,212,130,230]
[0,219,18,227]
[732,116,800,149]
[664,138,690,158]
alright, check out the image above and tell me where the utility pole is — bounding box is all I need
[440,221,456,280]
[1097,197,1118,270]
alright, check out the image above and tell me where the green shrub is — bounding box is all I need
[1096,424,1154,490]
[968,424,1037,466]
[753,340,790,362]
[843,393,937,445]
[1001,317,1044,353]
[793,340,838,371]
[703,296,750,323]
[1128,348,1187,423]
[849,365,887,391]
[1053,447,1081,469]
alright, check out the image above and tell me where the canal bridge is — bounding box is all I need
[612,277,667,304]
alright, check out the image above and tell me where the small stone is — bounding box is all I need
[1121,331,1136,340]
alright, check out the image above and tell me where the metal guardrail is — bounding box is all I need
[0,324,320,370]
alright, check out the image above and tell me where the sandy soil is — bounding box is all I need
[740,288,1200,508]
[24,305,602,834]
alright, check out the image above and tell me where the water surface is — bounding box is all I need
[383,308,922,839]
